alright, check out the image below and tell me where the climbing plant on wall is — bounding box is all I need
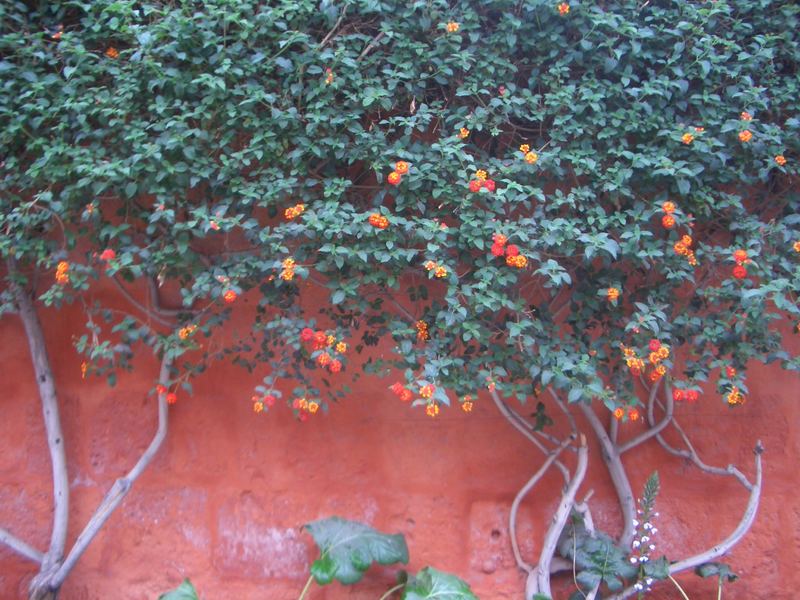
[1,0,798,598]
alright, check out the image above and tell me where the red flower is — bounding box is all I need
[725,366,737,378]
[312,330,328,349]
[387,171,401,185]
[100,248,116,261]
[166,392,177,405]
[732,264,747,279]
[400,389,413,402]
[483,179,496,192]
[662,214,675,229]
[733,249,748,264]
[505,244,519,257]
[264,394,276,407]
[329,359,342,373]
[468,180,482,193]
[223,290,237,303]
[395,161,409,175]
[390,382,404,396]
[648,339,661,352]
[672,388,684,402]
[300,328,314,342]
[490,243,505,257]
[156,384,167,395]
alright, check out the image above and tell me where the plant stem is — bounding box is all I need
[377,582,405,600]
[297,574,314,600]
[668,575,691,600]
[717,577,723,600]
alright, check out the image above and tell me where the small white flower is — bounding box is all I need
[630,556,639,564]
[643,522,652,530]
[632,519,639,526]
[649,544,656,551]
[641,536,650,542]
[646,578,654,585]
[634,583,643,591]
[640,556,650,562]
[632,540,641,548]
[651,527,658,534]
[654,512,660,517]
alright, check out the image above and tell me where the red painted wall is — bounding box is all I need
[1,297,798,599]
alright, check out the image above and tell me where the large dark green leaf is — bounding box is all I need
[158,579,199,600]
[401,567,477,600]
[304,516,409,585]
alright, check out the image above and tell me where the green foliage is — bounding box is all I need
[158,579,199,600]
[402,566,477,600]
[1,0,798,412]
[304,516,409,585]
[696,561,738,583]
[558,513,638,593]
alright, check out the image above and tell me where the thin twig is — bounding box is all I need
[580,403,637,548]
[49,354,174,588]
[618,380,672,453]
[111,276,175,326]
[9,266,70,573]
[527,435,590,599]
[608,443,763,600]
[509,436,574,574]
[0,528,43,564]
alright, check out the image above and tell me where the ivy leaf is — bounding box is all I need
[304,516,409,585]
[158,579,199,600]
[401,566,477,600]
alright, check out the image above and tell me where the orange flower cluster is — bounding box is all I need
[284,203,305,220]
[81,361,88,379]
[368,213,389,229]
[491,233,527,268]
[606,287,620,302]
[461,395,474,412]
[673,234,697,266]
[55,261,70,284]
[223,290,237,303]
[732,249,748,279]
[518,143,538,164]
[280,257,296,281]
[740,111,752,121]
[775,155,787,166]
[621,346,645,377]
[420,384,435,399]
[468,170,496,192]
[738,130,752,143]
[458,127,470,139]
[613,406,639,421]
[324,68,334,85]
[252,393,276,413]
[105,47,119,59]
[446,22,459,33]
[672,387,700,402]
[794,241,800,253]
[386,160,408,186]
[425,402,439,418]
[661,201,676,229]
[178,324,197,340]
[557,3,570,15]
[681,133,694,145]
[424,260,448,278]
[301,328,346,373]
[292,397,320,418]
[390,382,413,402]
[725,386,745,405]
[415,320,429,341]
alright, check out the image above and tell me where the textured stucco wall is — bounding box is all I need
[1,298,798,599]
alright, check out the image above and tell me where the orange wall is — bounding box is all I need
[1,297,798,599]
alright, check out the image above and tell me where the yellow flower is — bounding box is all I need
[446,22,459,33]
[458,127,469,139]
[557,2,570,15]
[519,144,530,153]
[524,151,538,164]
[475,169,488,181]
[682,133,694,145]
[335,341,347,353]
[738,130,752,143]
[308,401,319,414]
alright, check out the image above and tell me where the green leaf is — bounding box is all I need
[695,562,738,582]
[304,517,409,585]
[158,579,199,600]
[402,566,477,600]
